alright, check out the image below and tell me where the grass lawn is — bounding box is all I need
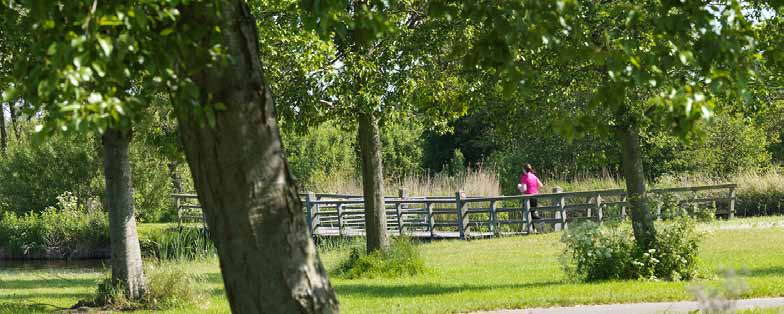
[1,217,783,313]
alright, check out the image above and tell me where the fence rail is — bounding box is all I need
[172,183,736,239]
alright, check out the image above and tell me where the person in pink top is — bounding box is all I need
[518,164,544,219]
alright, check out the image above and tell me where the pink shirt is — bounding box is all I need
[519,172,542,195]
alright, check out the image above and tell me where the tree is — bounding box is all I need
[1,1,149,298]
[1,104,6,155]
[433,0,767,249]
[2,0,339,311]
[292,0,474,252]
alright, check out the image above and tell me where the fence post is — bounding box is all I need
[595,193,603,224]
[397,188,408,235]
[175,195,182,229]
[552,187,565,231]
[337,202,344,236]
[456,191,468,240]
[305,192,316,235]
[524,197,533,234]
[729,185,736,219]
[427,202,435,239]
[621,193,628,219]
[490,200,499,236]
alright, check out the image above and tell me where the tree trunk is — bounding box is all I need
[357,111,389,253]
[175,1,339,313]
[8,102,19,141]
[1,103,7,156]
[101,127,146,300]
[167,161,183,194]
[617,124,656,250]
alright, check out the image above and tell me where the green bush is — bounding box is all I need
[561,218,701,281]
[130,143,177,223]
[282,122,358,189]
[91,262,208,310]
[335,237,426,279]
[380,119,425,178]
[644,114,771,178]
[0,192,109,258]
[0,133,102,215]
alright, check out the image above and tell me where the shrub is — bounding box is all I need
[335,237,426,279]
[561,218,701,281]
[130,142,178,223]
[91,262,208,310]
[0,192,109,258]
[0,133,102,215]
[644,114,771,178]
[559,221,636,281]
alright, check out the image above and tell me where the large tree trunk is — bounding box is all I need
[357,111,389,253]
[1,103,7,155]
[617,124,656,250]
[175,1,338,313]
[101,128,146,300]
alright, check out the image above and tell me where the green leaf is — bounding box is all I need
[47,43,57,55]
[97,35,113,56]
[160,28,175,36]
[91,61,106,77]
[98,16,123,26]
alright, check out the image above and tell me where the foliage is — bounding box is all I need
[283,122,358,189]
[130,140,177,223]
[0,192,109,258]
[0,132,102,214]
[140,226,215,261]
[561,218,701,281]
[380,119,425,178]
[644,114,772,178]
[284,120,426,189]
[91,262,208,310]
[334,237,426,279]
[0,120,181,222]
[445,148,466,177]
[1,0,225,135]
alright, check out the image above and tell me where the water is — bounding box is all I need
[0,259,108,272]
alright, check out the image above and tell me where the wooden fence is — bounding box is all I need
[173,183,736,239]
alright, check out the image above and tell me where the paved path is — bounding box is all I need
[472,297,784,314]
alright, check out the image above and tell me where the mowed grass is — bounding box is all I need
[1,217,783,314]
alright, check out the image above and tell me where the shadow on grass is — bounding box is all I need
[0,292,89,301]
[0,278,97,290]
[335,281,562,298]
[0,302,50,314]
[747,266,784,278]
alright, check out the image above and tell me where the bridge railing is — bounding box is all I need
[172,183,736,239]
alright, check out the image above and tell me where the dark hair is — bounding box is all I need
[523,164,535,174]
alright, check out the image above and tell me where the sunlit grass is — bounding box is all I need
[1,217,783,313]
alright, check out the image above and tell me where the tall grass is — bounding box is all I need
[140,226,216,261]
[302,167,501,197]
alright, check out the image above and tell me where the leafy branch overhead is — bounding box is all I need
[1,0,226,137]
